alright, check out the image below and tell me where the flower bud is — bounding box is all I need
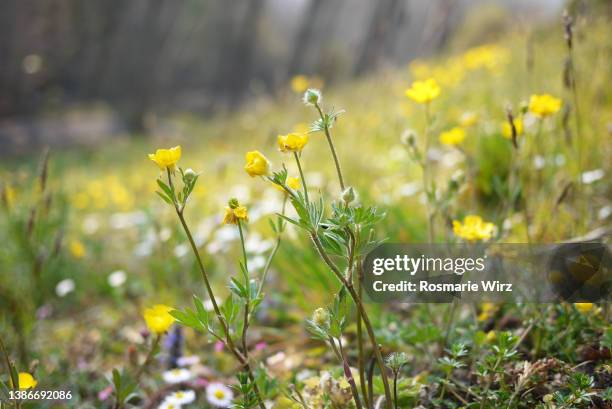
[228,198,240,209]
[303,88,322,106]
[183,168,197,183]
[400,129,417,146]
[312,307,329,327]
[341,186,356,205]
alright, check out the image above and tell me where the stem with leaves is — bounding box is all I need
[162,169,266,409]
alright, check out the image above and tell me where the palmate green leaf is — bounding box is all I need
[305,319,329,341]
[192,295,211,328]
[221,295,239,326]
[229,277,248,299]
[319,230,345,257]
[170,308,202,330]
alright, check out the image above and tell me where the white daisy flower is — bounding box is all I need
[107,270,127,288]
[162,368,192,384]
[206,382,233,407]
[165,389,196,405]
[176,355,200,367]
[55,279,75,297]
[157,400,182,409]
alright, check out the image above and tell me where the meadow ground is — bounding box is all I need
[1,9,611,409]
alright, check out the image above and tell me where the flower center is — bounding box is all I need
[214,389,225,399]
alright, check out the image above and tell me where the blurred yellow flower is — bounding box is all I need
[278,132,309,153]
[69,240,86,258]
[477,302,498,321]
[574,303,594,313]
[485,330,497,343]
[223,199,248,225]
[17,372,37,390]
[453,215,495,241]
[502,118,524,138]
[459,112,478,127]
[143,304,175,334]
[405,78,440,104]
[148,146,182,171]
[290,75,309,93]
[274,176,300,192]
[3,185,16,208]
[439,127,466,146]
[528,94,562,118]
[244,151,270,177]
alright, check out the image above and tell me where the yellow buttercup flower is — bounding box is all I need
[290,75,309,93]
[502,118,524,138]
[485,330,497,343]
[274,176,300,192]
[148,146,182,170]
[244,151,270,177]
[574,303,594,313]
[277,132,309,153]
[223,199,248,225]
[528,94,562,118]
[69,240,86,258]
[18,372,37,390]
[477,302,498,321]
[143,304,175,334]
[453,215,495,242]
[439,127,466,146]
[405,78,440,104]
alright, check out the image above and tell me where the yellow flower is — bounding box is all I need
[244,151,270,177]
[459,112,478,127]
[290,75,309,93]
[439,127,466,146]
[405,78,440,104]
[277,132,309,153]
[274,176,300,192]
[477,302,498,321]
[485,330,497,343]
[148,146,182,170]
[502,118,524,138]
[18,372,38,390]
[453,215,495,242]
[223,199,248,225]
[69,240,86,258]
[143,304,175,334]
[528,94,562,118]
[574,303,594,313]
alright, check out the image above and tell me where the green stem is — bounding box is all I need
[356,265,370,409]
[315,104,346,191]
[423,103,434,242]
[237,221,249,278]
[133,335,161,384]
[293,152,309,203]
[338,337,364,409]
[310,233,392,409]
[167,171,265,409]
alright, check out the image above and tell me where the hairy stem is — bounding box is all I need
[293,152,309,203]
[315,104,346,191]
[310,233,392,409]
[167,170,265,409]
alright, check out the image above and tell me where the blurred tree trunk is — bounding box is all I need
[419,0,456,53]
[288,0,324,76]
[354,0,404,75]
